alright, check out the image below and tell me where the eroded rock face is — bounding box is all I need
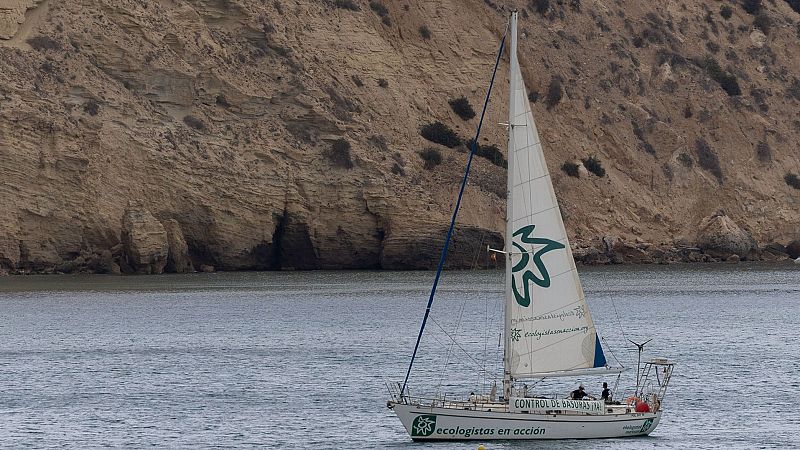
[163,219,193,274]
[695,211,757,260]
[121,206,168,274]
[2,1,799,274]
[380,224,503,270]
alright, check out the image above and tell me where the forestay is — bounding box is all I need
[504,17,607,379]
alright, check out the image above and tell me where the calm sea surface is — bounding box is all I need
[0,263,798,449]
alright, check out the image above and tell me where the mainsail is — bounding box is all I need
[503,17,607,379]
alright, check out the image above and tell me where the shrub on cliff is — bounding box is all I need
[420,121,462,148]
[742,0,762,15]
[27,36,61,51]
[753,12,771,34]
[467,139,506,168]
[419,25,432,40]
[530,0,550,16]
[369,1,389,17]
[333,0,360,11]
[328,138,354,169]
[449,96,476,120]
[581,155,605,177]
[756,141,771,163]
[419,148,442,170]
[785,173,800,190]
[545,76,563,110]
[561,161,580,178]
[695,138,723,183]
[720,4,733,19]
[183,115,206,130]
[83,100,99,116]
[695,56,741,96]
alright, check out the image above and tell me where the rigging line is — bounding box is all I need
[429,315,497,378]
[609,294,629,343]
[435,283,470,398]
[399,27,508,398]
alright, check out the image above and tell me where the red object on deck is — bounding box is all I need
[635,402,651,413]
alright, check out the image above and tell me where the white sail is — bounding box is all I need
[504,15,607,379]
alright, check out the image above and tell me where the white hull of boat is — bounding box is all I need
[392,403,661,440]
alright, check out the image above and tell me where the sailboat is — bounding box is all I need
[387,11,674,441]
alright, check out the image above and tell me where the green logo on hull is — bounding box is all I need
[511,225,565,307]
[640,418,654,433]
[411,415,437,437]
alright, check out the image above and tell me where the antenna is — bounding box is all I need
[628,338,652,391]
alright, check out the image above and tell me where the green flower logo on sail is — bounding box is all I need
[512,224,565,307]
[411,415,437,437]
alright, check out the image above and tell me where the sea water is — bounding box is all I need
[0,263,797,448]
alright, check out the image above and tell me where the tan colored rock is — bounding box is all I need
[0,0,38,40]
[1,1,799,274]
[749,30,767,48]
[163,219,193,273]
[199,264,215,273]
[696,211,757,260]
[121,206,168,274]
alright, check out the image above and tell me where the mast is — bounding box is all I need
[502,10,518,400]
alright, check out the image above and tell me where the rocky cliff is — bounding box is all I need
[1,0,799,274]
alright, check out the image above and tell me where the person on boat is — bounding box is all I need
[601,382,612,403]
[570,384,595,400]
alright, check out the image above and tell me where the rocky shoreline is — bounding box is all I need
[1,207,797,276]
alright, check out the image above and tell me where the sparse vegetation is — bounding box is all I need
[530,0,550,16]
[351,75,364,87]
[528,90,539,103]
[333,0,360,11]
[785,173,800,190]
[695,138,723,183]
[368,134,388,151]
[420,121,461,148]
[720,4,733,19]
[684,106,693,118]
[419,148,442,170]
[369,1,389,17]
[83,100,99,116]
[561,161,580,178]
[545,76,563,110]
[391,162,405,176]
[377,78,389,88]
[27,36,61,51]
[449,96,476,120]
[753,12,771,34]
[467,139,506,168]
[695,56,741,96]
[742,0,762,15]
[787,78,800,101]
[677,152,694,168]
[756,141,771,163]
[215,94,230,108]
[381,16,392,26]
[329,138,354,169]
[183,115,206,130]
[581,155,606,177]
[419,25,432,40]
